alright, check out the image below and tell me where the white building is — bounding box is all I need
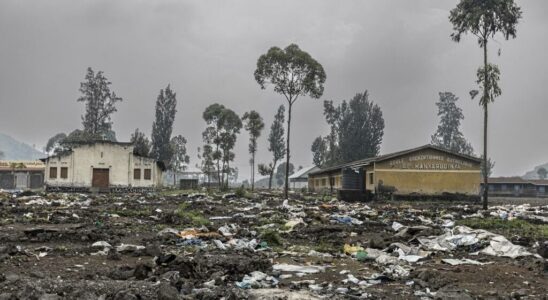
[42,141,165,192]
[289,165,320,189]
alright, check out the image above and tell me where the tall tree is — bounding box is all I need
[197,145,215,186]
[537,167,547,180]
[338,91,384,162]
[170,135,190,186]
[312,91,384,167]
[202,104,241,190]
[311,136,327,168]
[45,133,68,154]
[242,110,265,191]
[431,92,474,155]
[130,129,151,157]
[258,105,286,190]
[449,0,521,209]
[151,85,177,164]
[78,67,122,137]
[255,44,326,198]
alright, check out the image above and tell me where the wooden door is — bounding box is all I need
[92,169,109,188]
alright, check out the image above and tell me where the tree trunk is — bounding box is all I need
[251,151,255,191]
[226,161,230,190]
[173,170,176,187]
[482,38,489,210]
[284,103,292,199]
[268,169,273,190]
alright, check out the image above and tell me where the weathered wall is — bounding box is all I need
[373,148,480,195]
[45,143,162,188]
[308,172,342,191]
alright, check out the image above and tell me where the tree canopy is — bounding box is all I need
[242,110,265,191]
[151,85,177,164]
[255,43,326,198]
[130,129,151,157]
[312,91,384,167]
[431,92,474,155]
[78,67,122,137]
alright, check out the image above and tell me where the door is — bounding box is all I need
[92,168,109,188]
[15,172,29,189]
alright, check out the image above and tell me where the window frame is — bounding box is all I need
[49,167,57,179]
[144,169,152,180]
[60,167,68,179]
[134,168,141,180]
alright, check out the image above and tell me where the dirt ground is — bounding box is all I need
[0,191,546,299]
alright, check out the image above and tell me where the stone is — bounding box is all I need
[157,282,180,300]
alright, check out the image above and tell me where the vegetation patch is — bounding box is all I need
[176,202,210,227]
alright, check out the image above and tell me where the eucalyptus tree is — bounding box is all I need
[202,103,242,189]
[169,135,190,186]
[242,110,265,191]
[449,0,521,209]
[255,44,326,198]
[258,105,286,190]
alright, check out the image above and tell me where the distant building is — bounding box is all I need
[482,177,548,198]
[289,165,319,189]
[0,160,44,190]
[308,144,481,200]
[163,167,205,187]
[42,141,165,192]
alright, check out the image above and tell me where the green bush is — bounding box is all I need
[260,229,283,246]
[235,185,246,198]
[176,202,210,227]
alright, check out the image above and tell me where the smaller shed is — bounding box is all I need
[289,166,319,189]
[0,160,45,190]
[482,177,548,198]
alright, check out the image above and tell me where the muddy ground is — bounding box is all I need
[0,190,546,299]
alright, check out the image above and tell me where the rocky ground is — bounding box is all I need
[0,190,546,299]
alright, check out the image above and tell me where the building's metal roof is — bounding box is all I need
[289,165,320,180]
[309,144,481,176]
[485,177,548,186]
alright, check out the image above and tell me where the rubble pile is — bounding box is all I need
[0,189,546,299]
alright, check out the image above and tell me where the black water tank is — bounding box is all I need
[341,168,360,190]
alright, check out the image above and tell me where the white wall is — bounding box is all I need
[45,142,162,188]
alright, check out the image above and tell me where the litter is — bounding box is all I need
[442,258,488,266]
[272,264,326,274]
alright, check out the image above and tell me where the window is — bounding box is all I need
[60,167,68,179]
[321,178,326,186]
[134,169,141,180]
[49,167,57,179]
[369,173,374,185]
[315,179,320,186]
[144,169,151,180]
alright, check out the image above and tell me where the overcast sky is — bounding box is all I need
[1,0,547,180]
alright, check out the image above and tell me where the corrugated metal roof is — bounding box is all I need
[309,144,481,176]
[289,165,320,179]
[485,177,548,186]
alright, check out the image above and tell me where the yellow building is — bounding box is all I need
[308,145,481,199]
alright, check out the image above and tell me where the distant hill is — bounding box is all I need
[522,163,548,179]
[0,133,44,160]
